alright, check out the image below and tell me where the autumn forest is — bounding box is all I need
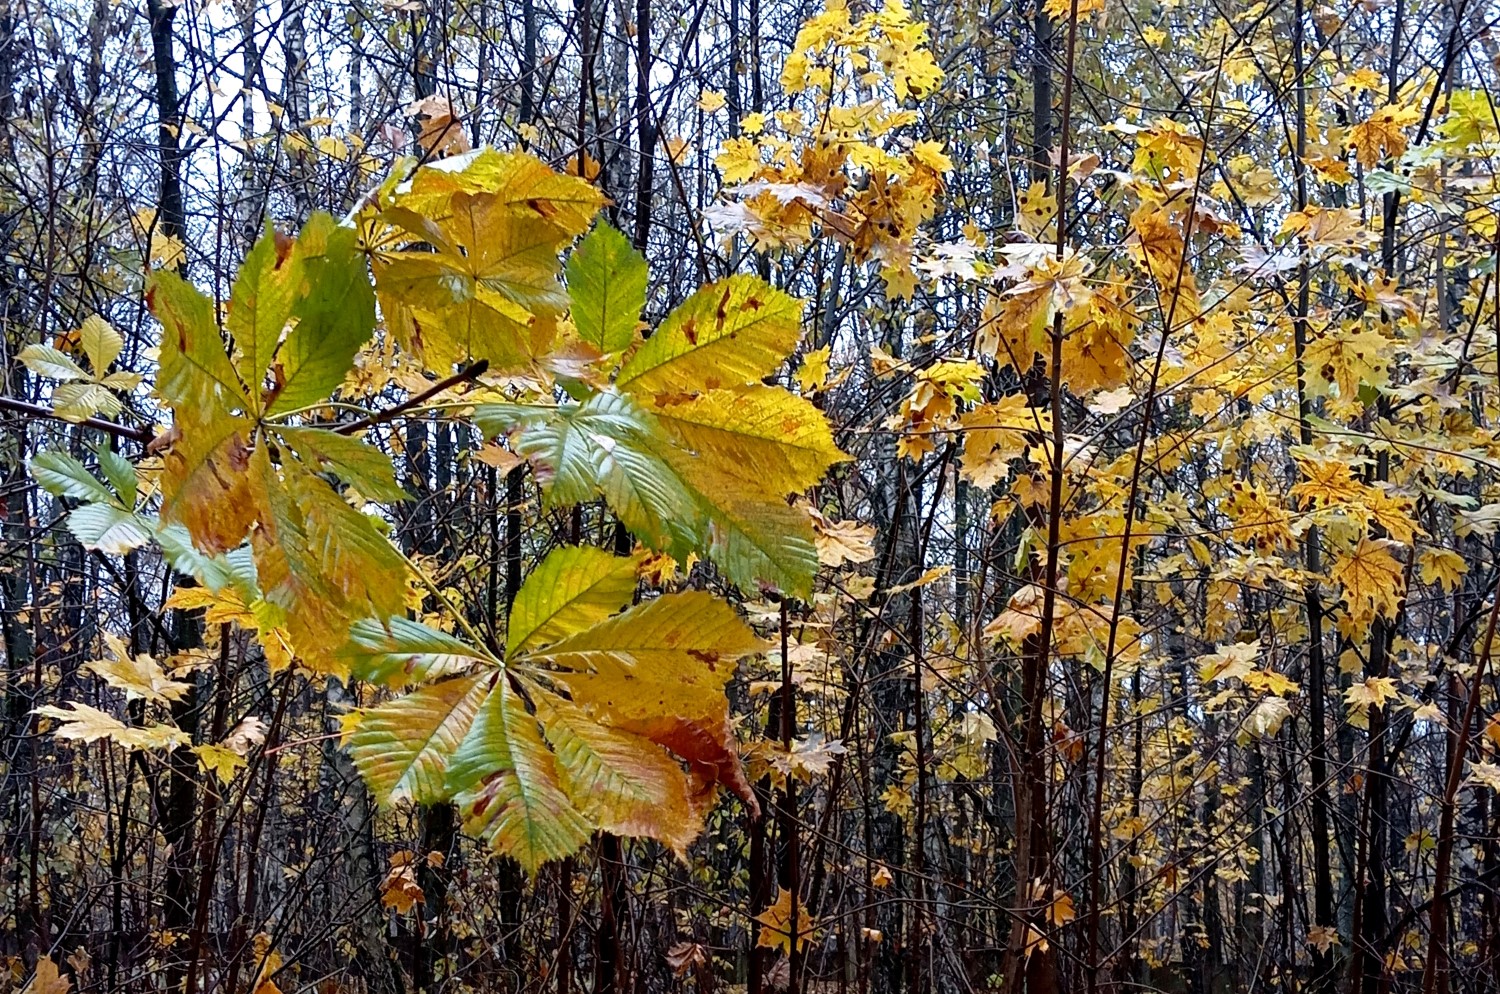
[1,0,1496,992]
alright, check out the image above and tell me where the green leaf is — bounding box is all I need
[507,546,640,656]
[67,504,153,555]
[265,214,376,415]
[485,391,697,553]
[615,275,802,396]
[91,442,138,508]
[252,454,407,658]
[159,413,258,555]
[229,223,303,412]
[447,678,592,874]
[150,269,249,416]
[274,426,407,502]
[481,390,823,595]
[672,479,820,599]
[30,451,116,505]
[158,525,259,600]
[347,616,495,687]
[346,672,488,806]
[52,382,123,422]
[18,344,88,381]
[566,222,647,355]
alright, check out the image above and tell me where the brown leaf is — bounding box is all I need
[665,941,710,976]
[406,95,471,156]
[22,957,70,994]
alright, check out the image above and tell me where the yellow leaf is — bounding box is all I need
[795,345,832,393]
[911,139,953,173]
[960,396,1049,488]
[538,695,702,854]
[754,888,817,954]
[1044,0,1103,18]
[1468,760,1500,792]
[809,509,878,567]
[33,702,190,751]
[1197,640,1261,683]
[1419,548,1467,592]
[886,565,951,596]
[716,137,762,184]
[1332,537,1405,623]
[1242,669,1299,697]
[86,632,192,704]
[1346,676,1399,711]
[192,743,248,785]
[697,89,727,113]
[1349,103,1419,169]
[379,853,426,913]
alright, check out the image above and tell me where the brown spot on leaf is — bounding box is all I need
[683,317,698,345]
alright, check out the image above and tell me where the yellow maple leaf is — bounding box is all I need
[1242,669,1300,697]
[809,509,878,567]
[1291,454,1366,508]
[911,139,953,173]
[86,632,192,704]
[1043,0,1104,18]
[1346,676,1399,710]
[755,888,818,953]
[1349,103,1419,169]
[33,702,190,751]
[193,743,248,785]
[959,396,1050,489]
[22,957,70,994]
[1418,548,1467,592]
[716,136,763,184]
[1332,537,1405,623]
[1197,640,1261,683]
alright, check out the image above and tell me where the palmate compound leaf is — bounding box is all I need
[535,695,703,854]
[30,450,117,505]
[519,590,766,808]
[644,386,848,498]
[346,671,491,807]
[66,503,154,556]
[249,446,408,661]
[345,549,764,872]
[228,221,303,414]
[156,215,372,422]
[264,214,377,416]
[143,227,407,671]
[370,148,605,372]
